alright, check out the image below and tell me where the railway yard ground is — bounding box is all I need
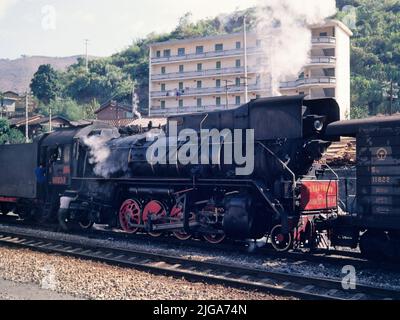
[0,221,400,300]
[0,245,291,300]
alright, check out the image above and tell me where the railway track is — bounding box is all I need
[0,216,396,274]
[0,230,399,300]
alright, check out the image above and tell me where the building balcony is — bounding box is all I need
[151,84,267,98]
[311,36,336,47]
[280,76,336,90]
[306,56,336,68]
[150,104,239,116]
[152,66,257,81]
[151,47,262,64]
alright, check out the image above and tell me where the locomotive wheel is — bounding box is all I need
[203,233,226,244]
[78,214,94,230]
[58,209,79,232]
[270,225,293,252]
[142,200,167,237]
[170,205,192,241]
[119,199,141,234]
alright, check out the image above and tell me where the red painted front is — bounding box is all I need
[300,180,338,211]
[0,197,17,203]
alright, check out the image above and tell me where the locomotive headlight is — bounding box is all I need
[314,120,324,131]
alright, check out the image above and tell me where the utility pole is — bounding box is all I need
[84,39,90,72]
[390,79,394,116]
[25,92,29,143]
[49,105,52,132]
[223,79,233,109]
[148,46,152,117]
[243,16,249,103]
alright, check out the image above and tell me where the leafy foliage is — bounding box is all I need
[37,98,98,121]
[337,0,400,117]
[30,64,61,105]
[0,118,25,144]
[28,3,400,119]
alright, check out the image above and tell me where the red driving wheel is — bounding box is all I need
[119,199,141,234]
[203,233,226,244]
[142,200,167,237]
[170,205,192,241]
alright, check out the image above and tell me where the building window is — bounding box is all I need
[163,49,171,57]
[179,99,184,108]
[216,79,221,88]
[236,41,241,49]
[256,39,262,47]
[197,98,202,108]
[178,48,185,56]
[179,82,184,90]
[256,95,261,99]
[196,46,204,54]
[235,77,241,86]
[161,101,166,109]
[216,61,221,69]
[215,43,223,51]
[235,96,241,105]
[216,97,221,106]
[299,92,305,95]
[197,63,203,71]
[320,32,328,37]
[161,66,166,74]
[179,65,184,73]
[197,81,202,89]
[156,50,161,58]
[161,83,166,92]
[236,59,241,68]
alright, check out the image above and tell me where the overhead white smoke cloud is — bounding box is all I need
[255,0,337,95]
[0,0,18,19]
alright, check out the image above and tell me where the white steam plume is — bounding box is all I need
[82,128,121,178]
[83,128,162,179]
[255,0,337,95]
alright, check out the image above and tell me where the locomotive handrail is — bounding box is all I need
[321,163,339,210]
[257,142,296,212]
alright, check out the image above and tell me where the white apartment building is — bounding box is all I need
[149,19,353,120]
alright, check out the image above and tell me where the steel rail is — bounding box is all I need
[0,230,398,300]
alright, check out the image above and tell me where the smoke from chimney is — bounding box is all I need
[255,0,337,95]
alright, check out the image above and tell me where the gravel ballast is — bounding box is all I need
[0,222,399,295]
[0,246,291,300]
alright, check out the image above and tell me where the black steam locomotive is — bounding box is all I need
[0,96,340,251]
[0,95,399,258]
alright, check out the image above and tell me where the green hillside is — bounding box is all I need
[26,1,400,118]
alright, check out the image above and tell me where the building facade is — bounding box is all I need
[0,91,37,118]
[149,19,352,120]
[95,100,134,121]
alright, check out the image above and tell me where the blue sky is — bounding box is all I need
[0,0,258,59]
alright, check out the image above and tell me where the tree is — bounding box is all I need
[30,64,61,105]
[0,119,25,144]
[38,98,86,121]
[0,91,4,117]
[63,59,134,105]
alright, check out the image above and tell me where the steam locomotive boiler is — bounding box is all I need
[59,95,341,249]
[0,96,341,251]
